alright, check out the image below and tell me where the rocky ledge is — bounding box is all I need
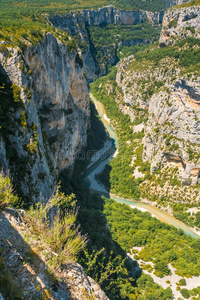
[159,4,200,47]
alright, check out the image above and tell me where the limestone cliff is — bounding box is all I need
[115,4,200,185]
[49,6,164,81]
[159,4,200,47]
[0,33,90,201]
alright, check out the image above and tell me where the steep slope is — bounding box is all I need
[0,4,164,201]
[116,4,200,185]
[159,3,200,46]
[0,175,109,300]
[91,3,200,225]
[0,33,90,202]
[49,6,163,80]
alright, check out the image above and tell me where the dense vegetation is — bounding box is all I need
[90,35,200,216]
[172,204,200,229]
[58,165,179,299]
[88,22,160,68]
[114,0,165,11]
[104,199,200,278]
[175,0,200,8]
[135,37,200,75]
[0,0,172,30]
[91,67,150,199]
[90,23,160,48]
[58,169,140,299]
[0,0,194,52]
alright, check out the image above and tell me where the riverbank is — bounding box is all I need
[110,193,200,239]
[129,205,159,219]
[85,94,200,239]
[140,197,200,238]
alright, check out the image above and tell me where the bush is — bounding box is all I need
[26,185,87,266]
[168,19,178,28]
[179,278,186,286]
[0,173,18,209]
[180,288,190,299]
[186,26,195,34]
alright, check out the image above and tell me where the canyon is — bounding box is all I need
[0,1,200,299]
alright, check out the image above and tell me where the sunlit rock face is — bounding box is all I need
[25,34,90,171]
[114,4,200,184]
[159,5,200,47]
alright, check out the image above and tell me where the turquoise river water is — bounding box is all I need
[84,94,200,239]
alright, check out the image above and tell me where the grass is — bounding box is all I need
[0,173,18,209]
[25,185,87,267]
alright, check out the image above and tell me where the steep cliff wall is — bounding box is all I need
[159,4,200,46]
[49,6,164,80]
[0,34,90,201]
[115,4,200,185]
[50,6,164,30]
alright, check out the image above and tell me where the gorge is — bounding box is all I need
[0,0,200,299]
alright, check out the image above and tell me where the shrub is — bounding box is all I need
[0,173,18,209]
[179,278,187,286]
[168,19,178,28]
[67,39,77,53]
[0,45,8,54]
[11,84,24,109]
[27,140,38,153]
[180,288,190,299]
[23,84,32,102]
[186,26,195,34]
[26,185,87,266]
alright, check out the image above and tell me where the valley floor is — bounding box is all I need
[128,251,200,300]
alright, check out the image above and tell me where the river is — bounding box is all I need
[84,94,200,239]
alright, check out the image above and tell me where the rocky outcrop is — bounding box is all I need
[159,5,200,47]
[25,34,90,170]
[0,34,90,201]
[115,4,200,184]
[0,208,109,300]
[49,7,163,81]
[50,6,163,30]
[66,263,109,300]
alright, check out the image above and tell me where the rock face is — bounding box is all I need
[0,209,109,300]
[25,35,90,171]
[159,5,200,47]
[50,6,163,31]
[0,34,90,201]
[50,6,164,81]
[115,4,200,184]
